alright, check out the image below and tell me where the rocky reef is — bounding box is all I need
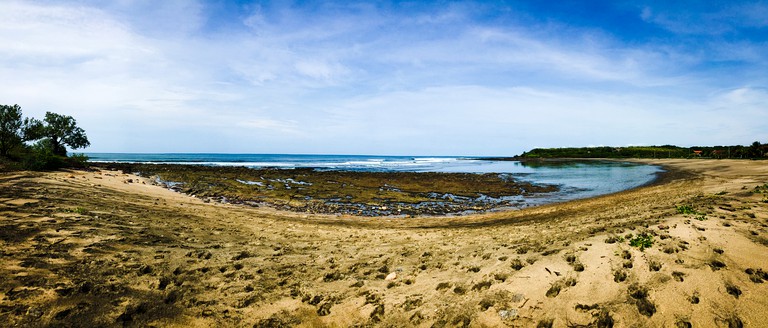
[99,164,559,216]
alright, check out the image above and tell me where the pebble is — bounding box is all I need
[385,272,397,281]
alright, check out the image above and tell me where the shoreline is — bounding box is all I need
[93,160,660,218]
[1,159,767,326]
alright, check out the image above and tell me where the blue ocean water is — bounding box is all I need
[86,153,663,205]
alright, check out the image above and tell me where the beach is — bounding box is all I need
[1,159,766,327]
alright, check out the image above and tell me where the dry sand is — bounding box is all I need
[1,159,767,327]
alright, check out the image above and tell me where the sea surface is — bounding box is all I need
[87,153,663,207]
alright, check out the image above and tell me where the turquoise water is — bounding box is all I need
[87,153,663,206]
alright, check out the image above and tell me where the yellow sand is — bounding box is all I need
[0,159,766,327]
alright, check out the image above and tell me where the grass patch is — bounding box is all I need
[677,204,707,220]
[752,184,768,194]
[676,205,697,215]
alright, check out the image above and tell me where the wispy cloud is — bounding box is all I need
[238,118,300,134]
[641,3,768,35]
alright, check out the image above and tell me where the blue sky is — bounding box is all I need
[1,0,766,155]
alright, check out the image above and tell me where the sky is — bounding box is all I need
[1,0,767,156]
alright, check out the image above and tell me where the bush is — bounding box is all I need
[66,153,90,169]
[19,139,89,171]
[676,205,697,215]
[629,233,654,251]
[22,139,66,170]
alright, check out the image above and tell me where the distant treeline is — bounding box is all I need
[517,142,768,159]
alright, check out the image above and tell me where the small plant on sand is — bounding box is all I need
[752,184,768,194]
[694,214,707,221]
[628,233,654,251]
[676,205,697,215]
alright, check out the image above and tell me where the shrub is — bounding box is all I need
[629,233,654,251]
[22,139,67,170]
[67,153,90,169]
[676,205,697,215]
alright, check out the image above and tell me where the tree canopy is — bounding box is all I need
[0,104,23,156]
[0,104,90,169]
[25,112,90,156]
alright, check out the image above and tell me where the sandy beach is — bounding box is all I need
[1,159,767,327]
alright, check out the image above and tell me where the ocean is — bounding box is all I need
[86,153,663,205]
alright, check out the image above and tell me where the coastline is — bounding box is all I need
[1,159,767,326]
[93,160,660,218]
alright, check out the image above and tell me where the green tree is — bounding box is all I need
[748,141,763,159]
[0,104,24,157]
[0,104,39,157]
[28,112,90,157]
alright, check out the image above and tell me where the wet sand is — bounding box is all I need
[1,159,767,327]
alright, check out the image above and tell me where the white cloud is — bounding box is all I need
[294,60,347,82]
